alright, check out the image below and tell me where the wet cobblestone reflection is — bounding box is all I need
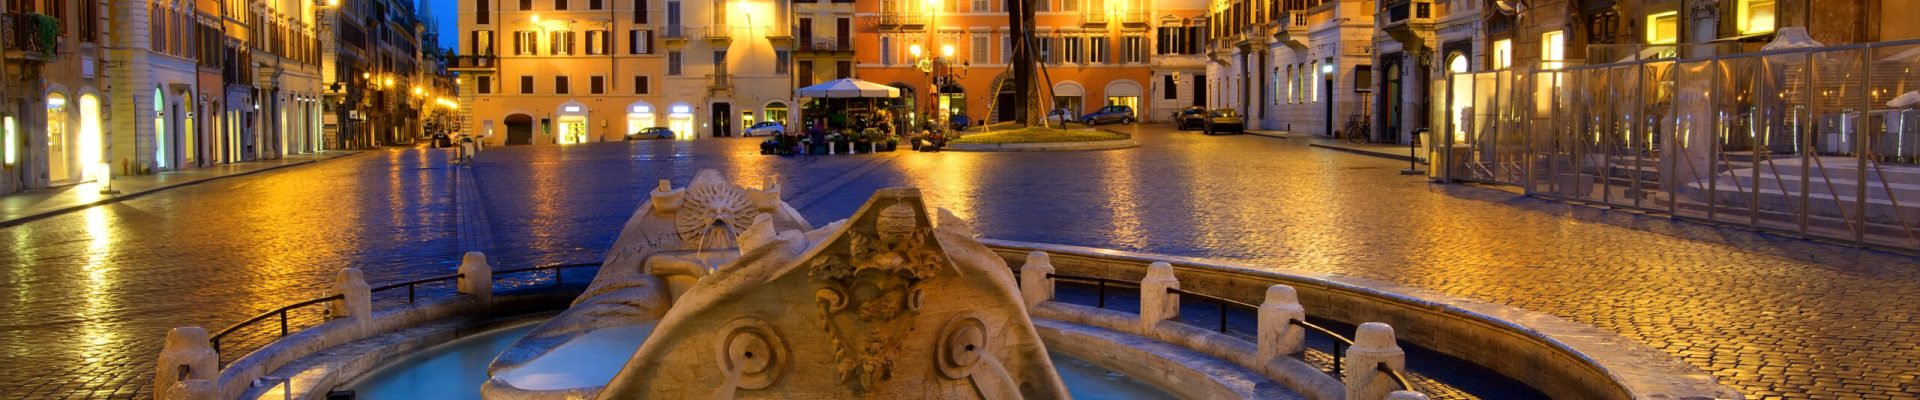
[2,125,1917,398]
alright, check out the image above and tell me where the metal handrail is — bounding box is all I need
[1290,317,1354,377]
[1166,287,1258,335]
[1378,362,1414,391]
[495,262,603,287]
[209,294,344,354]
[1045,272,1139,309]
[369,273,465,304]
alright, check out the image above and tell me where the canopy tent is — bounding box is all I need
[797,78,902,98]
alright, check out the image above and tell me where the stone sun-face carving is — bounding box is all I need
[808,201,947,393]
[672,173,758,249]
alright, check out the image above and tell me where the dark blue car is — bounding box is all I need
[1078,105,1136,126]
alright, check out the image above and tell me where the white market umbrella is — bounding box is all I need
[797,78,901,98]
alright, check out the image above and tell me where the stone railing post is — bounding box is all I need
[457,251,493,305]
[1138,262,1179,329]
[1344,322,1408,400]
[1258,284,1306,362]
[1019,251,1055,309]
[332,268,372,331]
[154,327,217,400]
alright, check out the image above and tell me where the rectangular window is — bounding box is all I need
[555,0,568,10]
[1088,37,1107,63]
[473,31,495,55]
[556,76,570,94]
[1492,38,1512,69]
[1035,0,1049,12]
[972,0,988,12]
[1541,30,1565,69]
[478,76,493,94]
[1737,0,1776,34]
[1061,0,1076,11]
[477,0,491,24]
[1123,36,1143,63]
[520,75,535,94]
[630,30,642,53]
[634,75,650,94]
[586,30,609,54]
[590,76,605,93]
[590,0,603,9]
[520,0,532,10]
[712,50,726,66]
[1163,75,1176,100]
[775,50,790,74]
[515,30,538,54]
[1646,11,1678,44]
[836,61,852,79]
[1037,37,1052,64]
[972,34,990,63]
[798,61,814,86]
[668,51,682,75]
[635,0,648,23]
[881,37,894,65]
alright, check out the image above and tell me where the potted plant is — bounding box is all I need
[856,128,883,153]
[883,134,899,152]
[834,131,855,154]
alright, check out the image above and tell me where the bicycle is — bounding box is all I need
[1344,115,1371,144]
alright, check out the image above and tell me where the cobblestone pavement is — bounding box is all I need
[473,127,1920,398]
[6,124,1920,398]
[0,149,465,398]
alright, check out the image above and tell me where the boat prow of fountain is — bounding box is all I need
[481,170,814,399]
[596,187,1067,399]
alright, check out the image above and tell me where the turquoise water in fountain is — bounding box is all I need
[340,322,1173,399]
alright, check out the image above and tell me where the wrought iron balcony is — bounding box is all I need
[1080,9,1109,27]
[1119,10,1150,27]
[878,12,926,28]
[447,55,497,71]
[798,38,853,53]
[2,12,59,63]
[662,25,692,41]
[705,25,732,44]
[707,73,730,89]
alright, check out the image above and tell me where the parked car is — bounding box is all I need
[1173,106,1209,130]
[742,121,785,137]
[1202,109,1245,135]
[1079,105,1136,126]
[627,127,675,140]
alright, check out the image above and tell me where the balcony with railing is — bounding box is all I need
[707,72,731,93]
[797,37,853,53]
[1381,0,1435,48]
[1119,10,1150,27]
[1080,9,1109,27]
[447,55,497,71]
[1273,9,1311,49]
[662,25,693,43]
[877,11,926,28]
[2,12,59,63]
[704,24,733,44]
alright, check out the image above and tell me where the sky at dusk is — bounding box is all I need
[425,0,459,53]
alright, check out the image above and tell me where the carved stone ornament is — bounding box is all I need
[808,200,948,393]
[712,317,788,399]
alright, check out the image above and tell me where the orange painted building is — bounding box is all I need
[852,0,1206,126]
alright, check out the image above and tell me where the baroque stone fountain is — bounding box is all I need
[482,170,1068,399]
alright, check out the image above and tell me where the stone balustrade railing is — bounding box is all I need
[1018,251,1427,400]
[153,252,578,400]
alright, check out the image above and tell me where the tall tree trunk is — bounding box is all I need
[1008,0,1043,127]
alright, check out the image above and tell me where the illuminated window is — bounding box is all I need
[1646,12,1678,44]
[1491,39,1512,69]
[1737,0,1775,35]
[2,115,14,166]
[1541,30,1565,69]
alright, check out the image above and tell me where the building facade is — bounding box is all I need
[456,0,795,146]
[1201,0,1375,135]
[854,0,1186,127]
[2,0,107,193]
